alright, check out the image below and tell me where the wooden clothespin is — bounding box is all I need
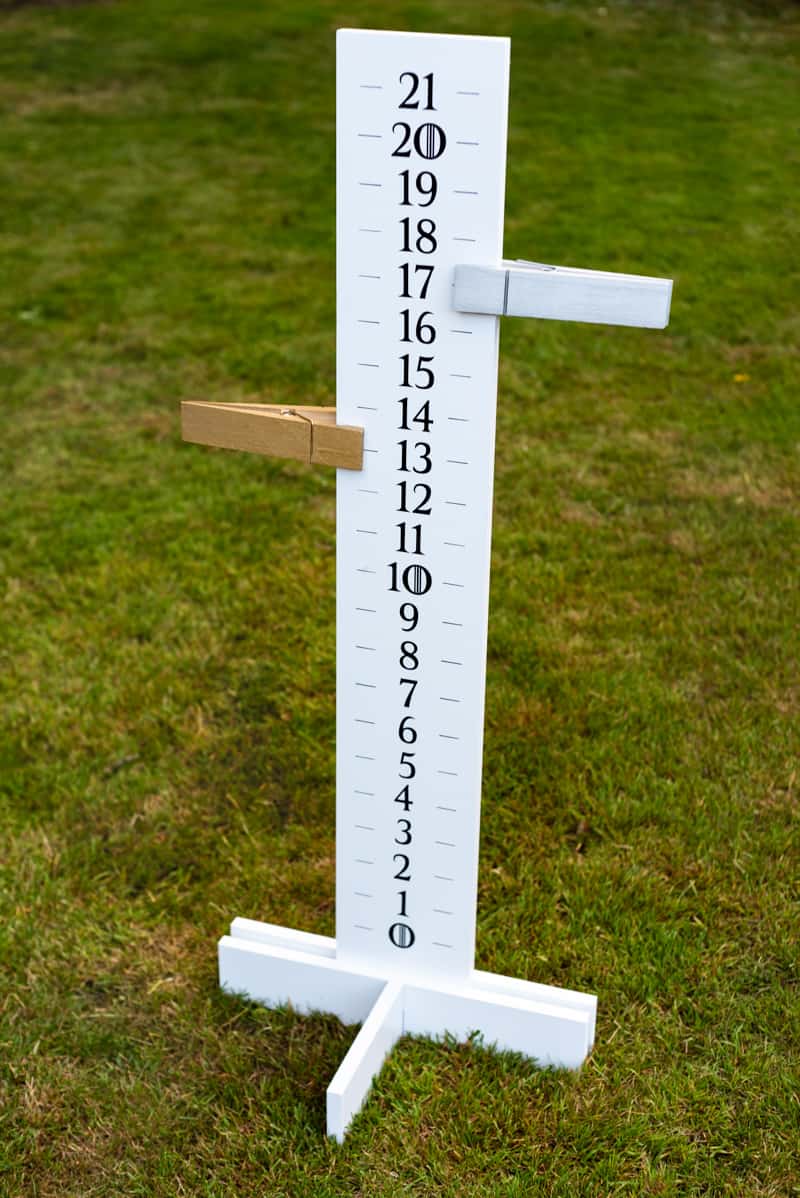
[181,401,363,471]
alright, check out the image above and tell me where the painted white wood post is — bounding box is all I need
[218,27,672,1141]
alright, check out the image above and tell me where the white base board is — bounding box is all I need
[219,918,597,1141]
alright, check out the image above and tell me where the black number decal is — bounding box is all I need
[393,854,411,880]
[399,170,438,207]
[400,218,437,254]
[396,522,423,555]
[382,70,445,962]
[398,751,416,779]
[414,123,446,159]
[397,481,433,514]
[398,398,433,431]
[392,122,412,157]
[399,603,419,631]
[398,72,419,109]
[399,264,434,299]
[388,921,415,948]
[398,717,417,744]
[389,562,432,595]
[398,441,432,474]
[400,642,419,670]
[394,818,413,844]
[398,71,435,111]
[400,355,435,389]
[400,311,436,344]
[394,785,413,810]
[392,122,446,159]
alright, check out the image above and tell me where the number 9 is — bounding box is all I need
[400,602,419,632]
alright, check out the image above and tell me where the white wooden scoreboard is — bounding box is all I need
[209,28,672,1141]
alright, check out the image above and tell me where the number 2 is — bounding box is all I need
[393,854,411,880]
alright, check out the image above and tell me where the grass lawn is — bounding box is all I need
[1,0,798,1193]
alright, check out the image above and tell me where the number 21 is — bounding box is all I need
[399,71,435,111]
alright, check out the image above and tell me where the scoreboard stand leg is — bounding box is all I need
[219,918,597,1142]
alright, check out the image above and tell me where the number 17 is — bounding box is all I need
[399,263,434,299]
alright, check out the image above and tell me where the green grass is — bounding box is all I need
[1,0,798,1193]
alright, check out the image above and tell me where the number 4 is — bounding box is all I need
[394,785,413,811]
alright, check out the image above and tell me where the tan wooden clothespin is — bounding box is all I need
[181,401,363,470]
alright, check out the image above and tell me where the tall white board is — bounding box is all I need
[335,29,510,982]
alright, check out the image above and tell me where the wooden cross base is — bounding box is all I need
[220,917,597,1141]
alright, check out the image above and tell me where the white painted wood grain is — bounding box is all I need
[454,260,672,328]
[327,980,405,1141]
[335,28,510,985]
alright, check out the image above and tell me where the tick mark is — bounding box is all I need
[446,459,469,466]
[358,273,381,278]
[445,500,467,507]
[355,682,376,689]
[456,90,480,95]
[355,824,375,832]
[443,581,464,589]
[442,620,464,627]
[355,891,373,898]
[456,139,480,145]
[436,840,456,848]
[356,491,379,496]
[449,373,472,380]
[440,696,461,704]
[438,735,460,742]
[356,568,377,574]
[355,754,375,761]
[357,134,382,139]
[358,319,381,325]
[437,770,458,777]
[448,416,470,422]
[356,528,377,535]
[354,718,375,725]
[355,858,374,865]
[354,789,374,796]
[436,805,458,812]
[355,644,376,651]
[359,228,382,234]
[433,908,454,916]
[357,362,379,368]
[360,84,383,90]
[450,329,473,335]
[355,605,377,611]
[354,923,373,931]
[440,659,462,666]
[444,541,465,549]
[434,874,454,883]
[357,405,378,411]
[454,189,479,195]
[433,941,453,949]
[358,182,382,188]
[453,237,477,243]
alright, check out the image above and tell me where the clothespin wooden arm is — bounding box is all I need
[181,401,363,470]
[453,259,673,329]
